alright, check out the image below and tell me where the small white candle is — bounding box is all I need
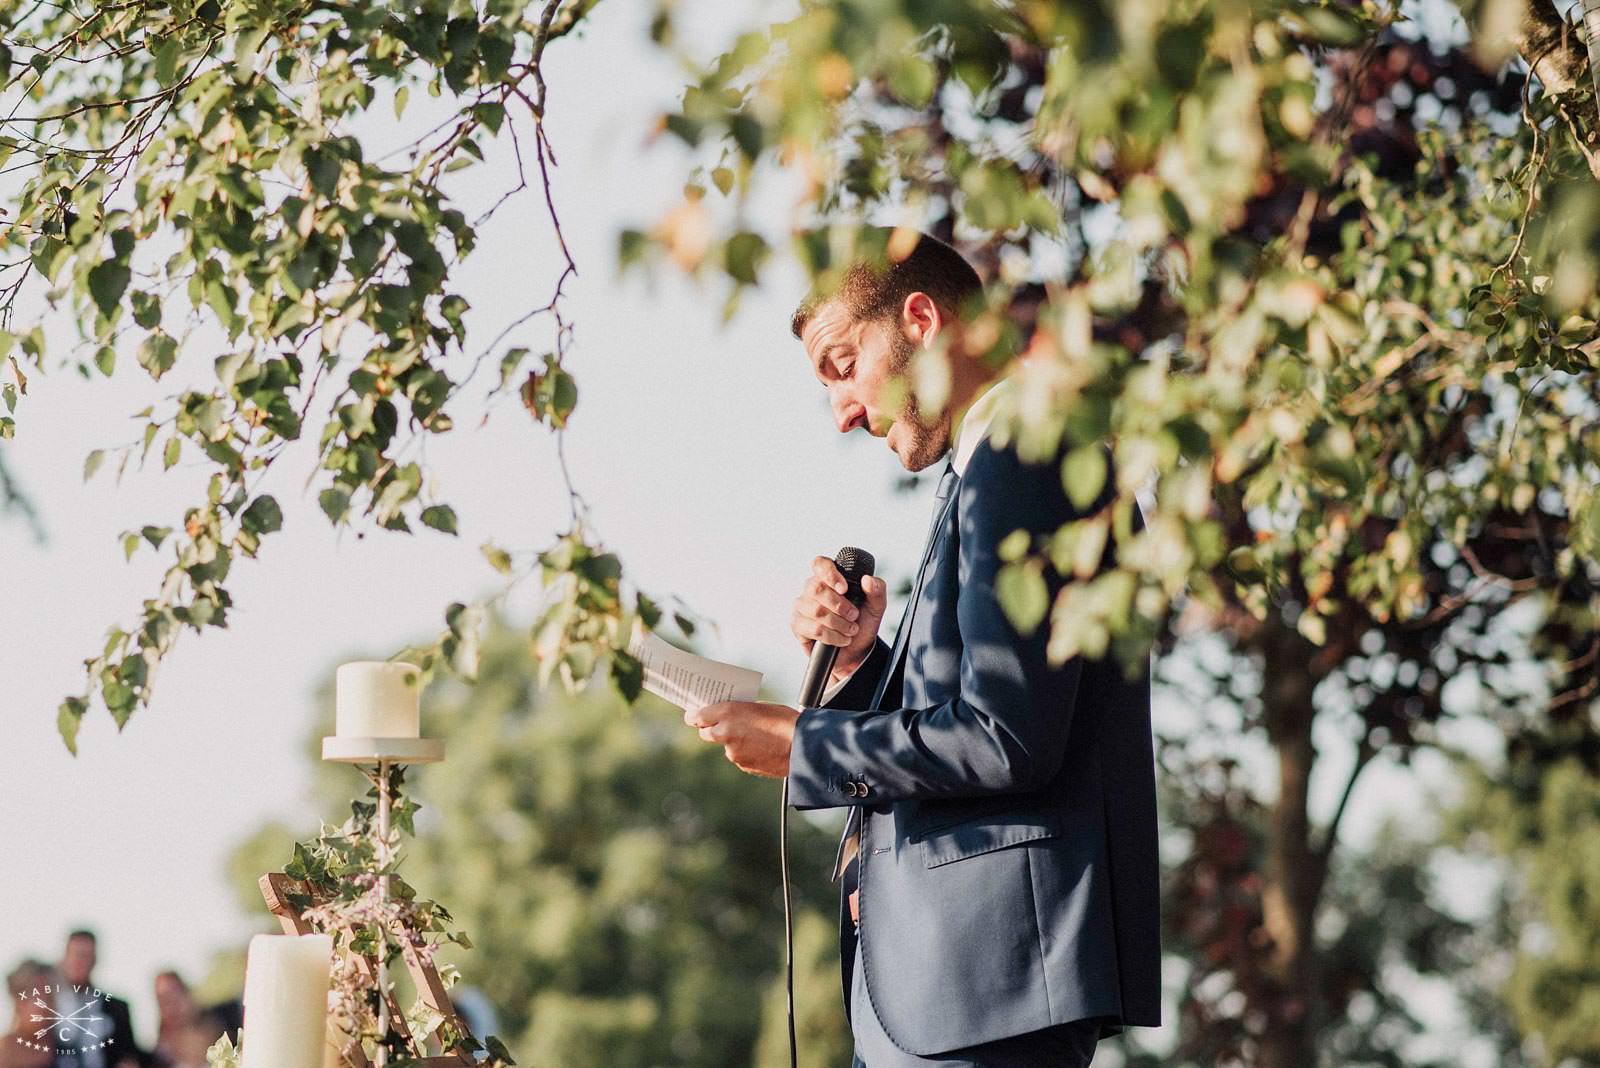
[336,661,422,738]
[240,933,333,1068]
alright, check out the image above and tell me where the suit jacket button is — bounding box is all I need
[856,781,870,796]
[844,780,859,796]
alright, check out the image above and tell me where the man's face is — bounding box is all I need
[800,295,951,472]
[62,935,94,985]
[155,974,189,1016]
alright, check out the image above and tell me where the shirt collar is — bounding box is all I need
[948,374,1015,477]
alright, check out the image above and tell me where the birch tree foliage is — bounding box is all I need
[0,0,665,751]
[4,0,1599,761]
[627,0,1600,697]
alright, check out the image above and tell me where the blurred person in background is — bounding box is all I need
[52,930,144,1068]
[149,973,226,1068]
[4,959,55,1068]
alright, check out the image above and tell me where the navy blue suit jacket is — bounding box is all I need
[786,434,1162,1055]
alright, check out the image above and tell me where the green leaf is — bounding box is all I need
[87,260,131,316]
[1062,445,1107,512]
[483,1036,516,1065]
[241,494,283,535]
[153,38,182,84]
[83,449,105,481]
[319,487,351,524]
[32,238,69,283]
[163,436,181,469]
[443,601,483,676]
[481,542,513,574]
[998,528,1030,562]
[130,291,162,329]
[996,561,1048,636]
[523,354,578,428]
[421,504,458,534]
[618,229,650,269]
[610,644,643,700]
[723,231,768,285]
[57,697,86,755]
[304,147,340,197]
[138,333,178,380]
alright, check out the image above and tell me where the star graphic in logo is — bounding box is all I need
[28,996,104,1044]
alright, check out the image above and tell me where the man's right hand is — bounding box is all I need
[791,556,888,682]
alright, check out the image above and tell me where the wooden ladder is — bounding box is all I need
[259,872,477,1068]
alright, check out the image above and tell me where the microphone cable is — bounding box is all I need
[783,546,875,1068]
[781,773,799,1068]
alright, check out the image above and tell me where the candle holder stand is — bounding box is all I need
[258,736,472,1068]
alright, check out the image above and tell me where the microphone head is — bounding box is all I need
[834,546,875,603]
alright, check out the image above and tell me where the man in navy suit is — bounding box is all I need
[685,230,1161,1066]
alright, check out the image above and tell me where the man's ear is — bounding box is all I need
[900,291,943,346]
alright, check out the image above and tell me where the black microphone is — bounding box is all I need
[781,545,874,1068]
[796,546,876,707]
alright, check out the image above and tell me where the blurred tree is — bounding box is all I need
[752,911,854,1068]
[222,618,851,1067]
[1442,723,1600,1065]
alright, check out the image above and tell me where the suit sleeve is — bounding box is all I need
[110,997,149,1066]
[786,438,1096,809]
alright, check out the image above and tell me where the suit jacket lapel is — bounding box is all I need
[869,461,960,712]
[831,462,960,882]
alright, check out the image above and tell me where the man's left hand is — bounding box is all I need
[684,701,800,778]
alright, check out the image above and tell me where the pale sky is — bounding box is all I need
[0,1,1505,1063]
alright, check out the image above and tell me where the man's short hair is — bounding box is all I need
[67,929,97,943]
[789,227,983,340]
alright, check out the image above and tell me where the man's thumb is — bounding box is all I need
[863,574,888,614]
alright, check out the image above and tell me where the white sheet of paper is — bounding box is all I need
[628,630,763,713]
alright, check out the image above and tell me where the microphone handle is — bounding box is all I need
[797,638,840,708]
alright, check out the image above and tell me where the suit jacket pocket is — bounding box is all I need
[916,805,1062,868]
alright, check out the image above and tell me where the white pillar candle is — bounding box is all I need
[336,661,422,738]
[240,933,333,1068]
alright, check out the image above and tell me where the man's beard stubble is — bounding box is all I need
[886,325,950,473]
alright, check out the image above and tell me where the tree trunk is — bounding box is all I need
[1255,618,1326,1068]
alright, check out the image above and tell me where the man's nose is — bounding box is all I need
[834,402,866,434]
